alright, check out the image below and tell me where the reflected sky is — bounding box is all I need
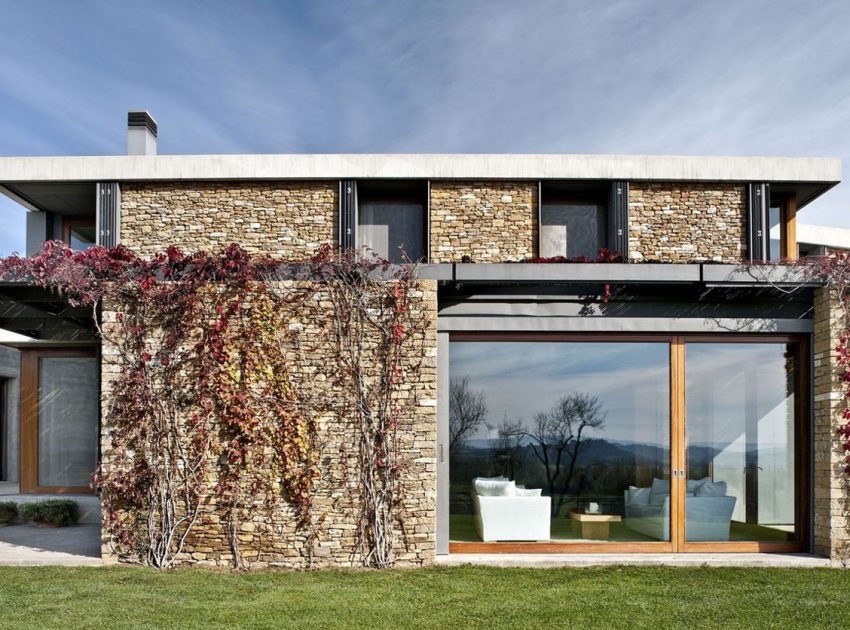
[450,341,669,442]
[450,341,795,449]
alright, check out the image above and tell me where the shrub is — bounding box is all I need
[0,501,17,524]
[20,500,80,527]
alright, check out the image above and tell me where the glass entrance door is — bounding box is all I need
[20,349,99,494]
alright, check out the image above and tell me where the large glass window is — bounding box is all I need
[449,340,670,543]
[685,343,797,542]
[446,336,804,549]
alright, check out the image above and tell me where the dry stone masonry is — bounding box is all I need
[628,182,747,263]
[812,287,850,566]
[429,181,538,263]
[121,182,338,259]
[100,280,438,569]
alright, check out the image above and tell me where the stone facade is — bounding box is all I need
[120,182,337,259]
[628,182,747,263]
[812,286,850,566]
[100,281,438,569]
[429,181,537,263]
[118,179,753,265]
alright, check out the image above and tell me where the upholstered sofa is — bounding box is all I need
[472,477,551,542]
[623,477,737,542]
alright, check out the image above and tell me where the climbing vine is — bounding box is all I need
[794,253,850,475]
[0,241,426,569]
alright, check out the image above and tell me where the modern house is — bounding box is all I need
[0,112,848,566]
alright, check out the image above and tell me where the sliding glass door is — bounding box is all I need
[449,335,674,551]
[446,334,806,553]
[682,340,804,550]
[20,349,99,494]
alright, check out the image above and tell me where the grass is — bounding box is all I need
[0,565,848,629]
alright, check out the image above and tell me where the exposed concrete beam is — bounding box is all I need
[0,154,841,185]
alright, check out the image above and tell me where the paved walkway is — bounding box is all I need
[436,552,832,568]
[0,524,102,566]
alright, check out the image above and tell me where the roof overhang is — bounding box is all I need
[0,153,839,183]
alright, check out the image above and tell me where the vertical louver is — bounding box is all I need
[748,183,769,262]
[340,179,357,250]
[96,182,121,248]
[608,181,629,259]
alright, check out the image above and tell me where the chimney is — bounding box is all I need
[127,110,158,155]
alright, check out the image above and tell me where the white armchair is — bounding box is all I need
[472,478,551,542]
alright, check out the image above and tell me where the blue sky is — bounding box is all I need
[1,0,849,254]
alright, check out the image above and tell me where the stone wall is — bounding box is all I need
[100,280,438,569]
[429,181,537,263]
[812,286,850,566]
[119,179,754,265]
[628,182,747,263]
[121,182,337,259]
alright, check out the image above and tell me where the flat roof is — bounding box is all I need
[0,153,841,185]
[796,223,850,249]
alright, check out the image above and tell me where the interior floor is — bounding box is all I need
[449,514,795,543]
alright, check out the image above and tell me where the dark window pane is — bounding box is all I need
[357,202,424,263]
[541,204,606,258]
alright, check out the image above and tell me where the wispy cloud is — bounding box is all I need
[0,0,848,255]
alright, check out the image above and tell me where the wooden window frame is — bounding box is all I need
[20,347,99,495]
[447,332,809,554]
[768,192,798,261]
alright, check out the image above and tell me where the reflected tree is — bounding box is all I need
[449,376,487,461]
[502,392,606,517]
[489,412,525,480]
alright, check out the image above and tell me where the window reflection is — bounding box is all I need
[685,343,796,542]
[768,205,782,261]
[449,341,670,543]
[66,221,96,251]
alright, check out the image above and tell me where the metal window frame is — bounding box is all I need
[609,180,629,258]
[748,183,769,262]
[425,179,432,263]
[339,179,357,250]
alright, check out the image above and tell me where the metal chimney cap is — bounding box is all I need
[127,110,157,137]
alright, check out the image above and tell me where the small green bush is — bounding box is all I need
[0,501,17,524]
[19,499,79,527]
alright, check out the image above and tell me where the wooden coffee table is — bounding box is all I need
[568,509,622,540]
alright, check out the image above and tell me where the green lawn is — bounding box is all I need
[0,566,848,629]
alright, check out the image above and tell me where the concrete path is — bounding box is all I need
[0,524,102,566]
[436,552,832,569]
